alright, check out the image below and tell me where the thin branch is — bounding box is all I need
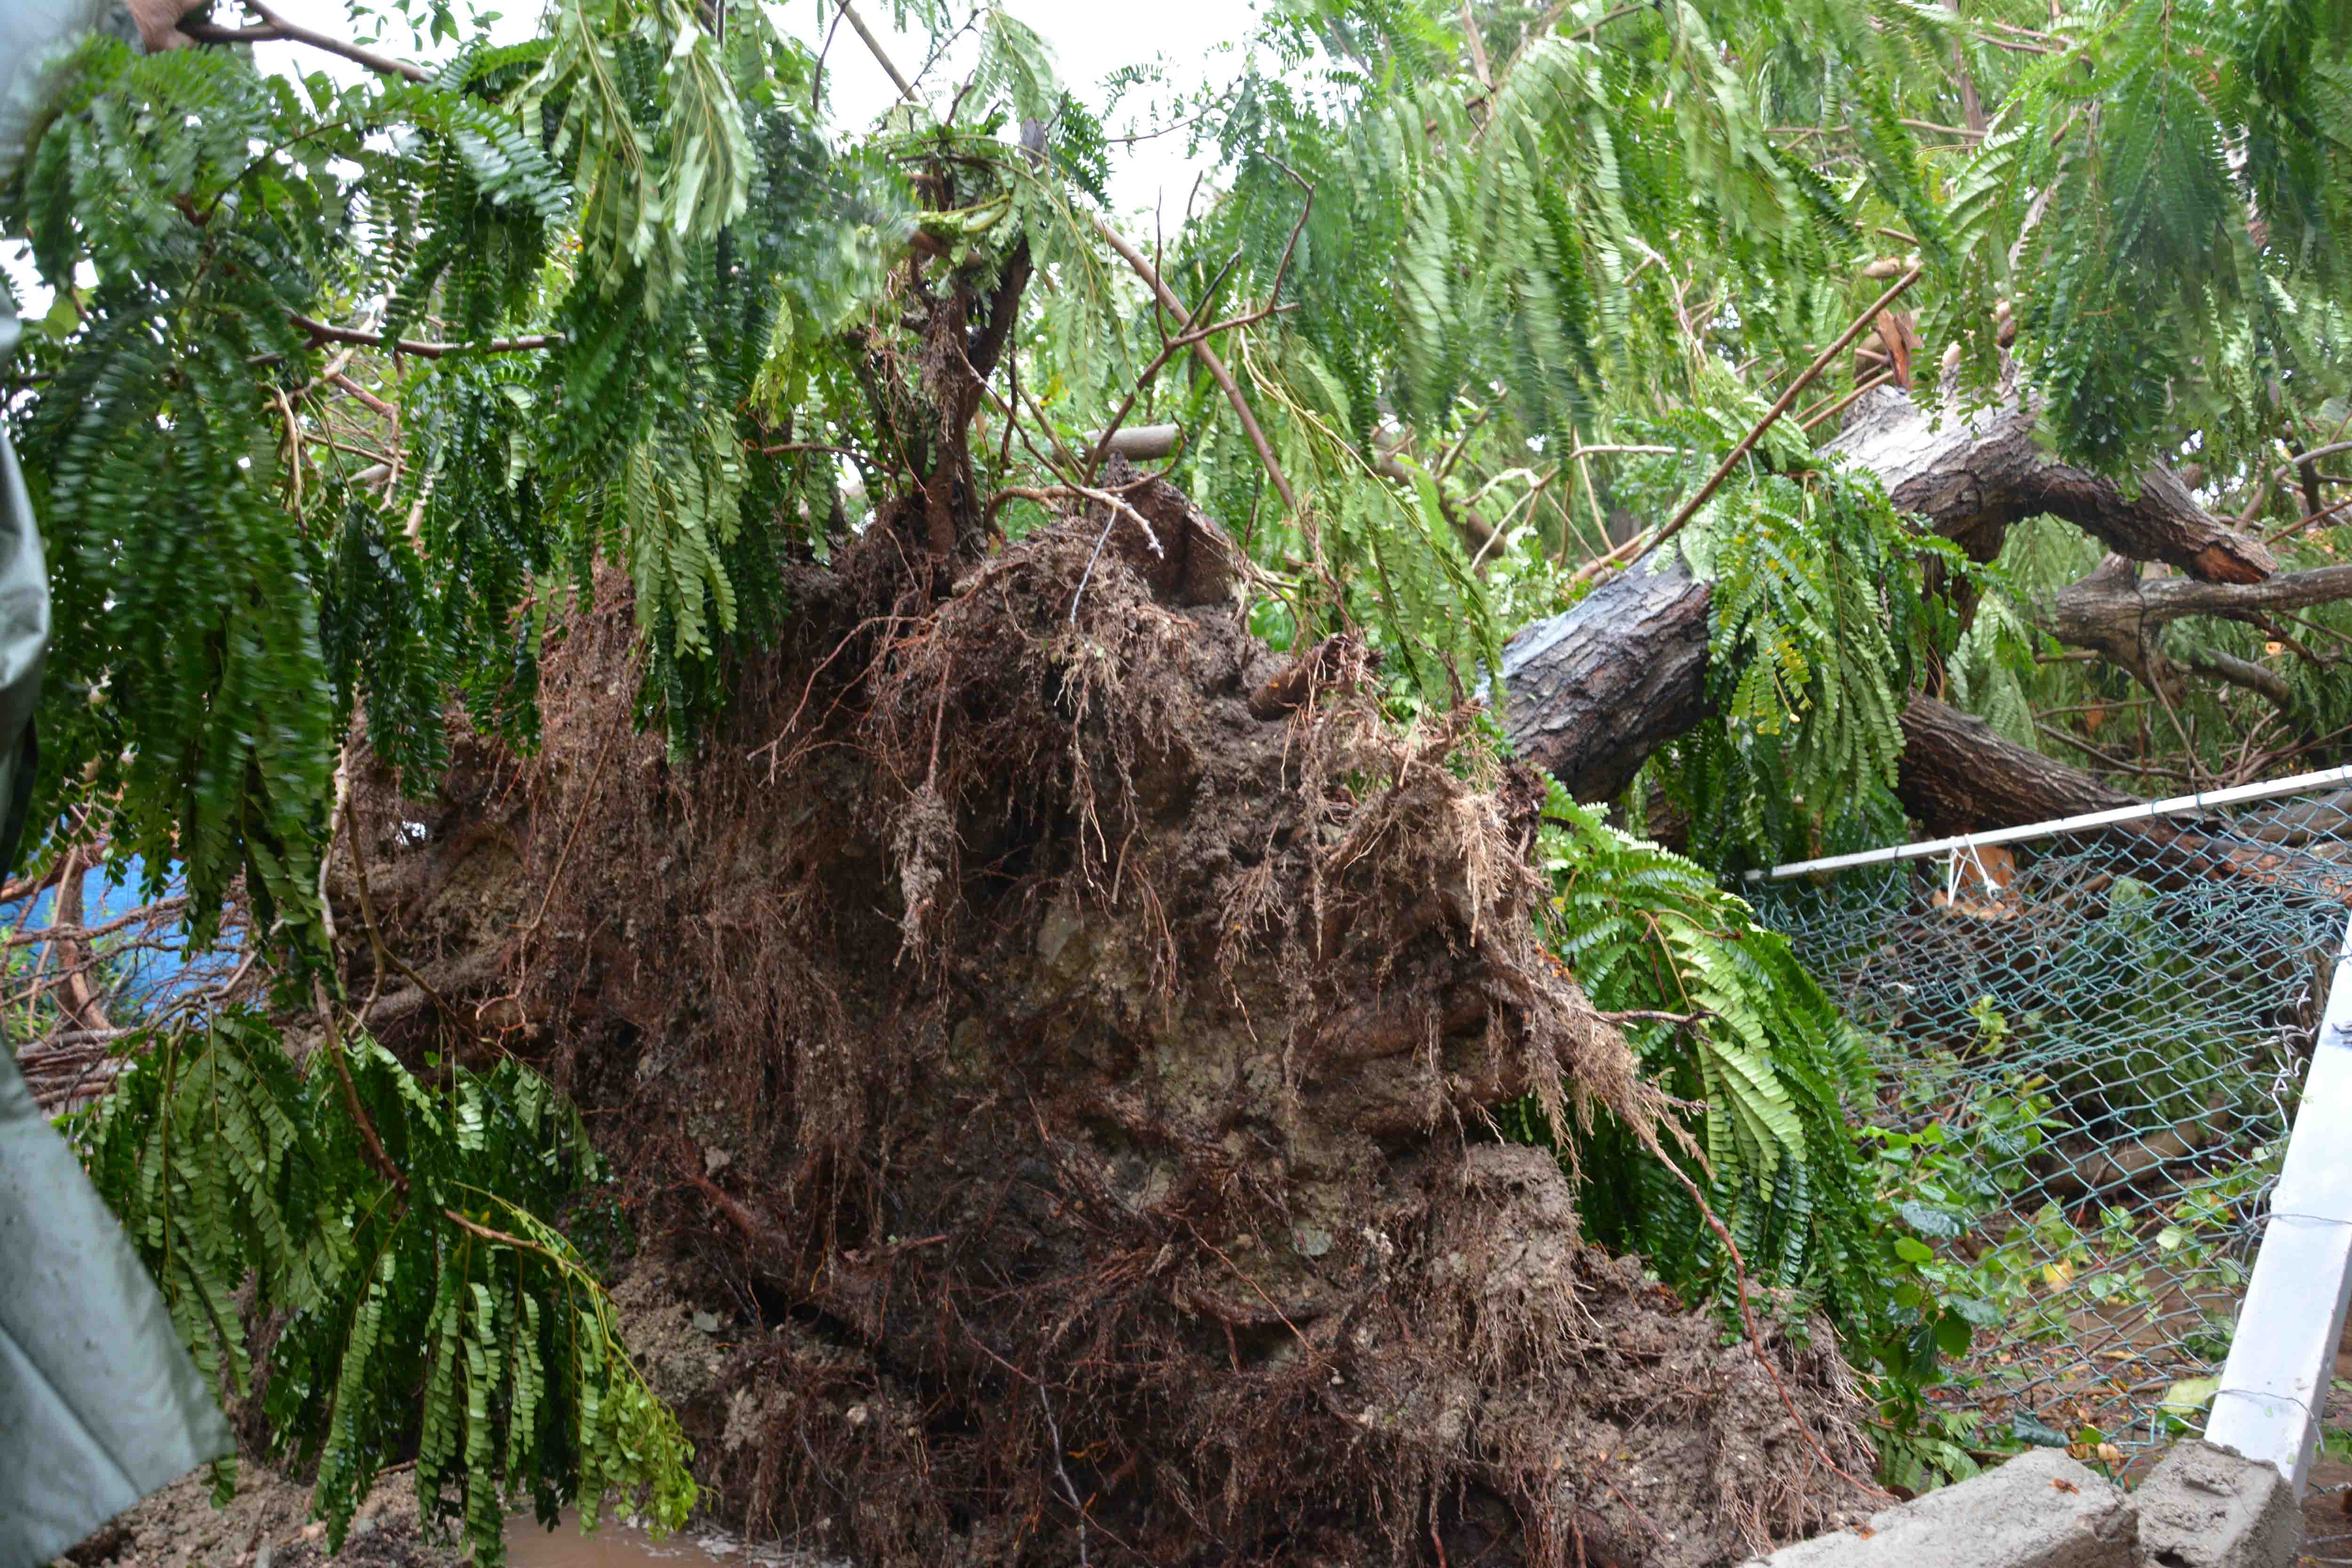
[1577,267,1923,581]
[2185,648,2299,718]
[1460,1,1495,88]
[1094,220,1301,516]
[289,312,563,360]
[840,0,917,101]
[1565,442,1682,460]
[181,0,426,81]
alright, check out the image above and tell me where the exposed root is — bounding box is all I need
[332,489,1875,1567]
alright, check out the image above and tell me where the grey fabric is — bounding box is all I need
[0,148,234,1562]
[0,1051,233,1568]
[0,294,52,868]
[0,0,127,187]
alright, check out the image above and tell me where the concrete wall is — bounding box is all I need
[1740,1442,2299,1568]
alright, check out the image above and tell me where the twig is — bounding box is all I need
[1566,442,1683,460]
[1661,268,1921,536]
[1084,250,1243,475]
[288,312,562,360]
[440,1208,555,1256]
[1575,267,1923,583]
[181,0,426,81]
[327,371,397,425]
[1570,0,1653,37]
[810,2,845,112]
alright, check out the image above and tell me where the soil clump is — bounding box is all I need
[331,480,1879,1568]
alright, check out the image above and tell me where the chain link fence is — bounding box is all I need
[1748,788,2352,1528]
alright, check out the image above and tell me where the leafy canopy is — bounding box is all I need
[9,0,2352,1520]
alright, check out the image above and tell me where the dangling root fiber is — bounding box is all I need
[334,478,1876,1567]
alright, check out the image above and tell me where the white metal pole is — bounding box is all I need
[2204,910,2352,1494]
[1741,761,2352,883]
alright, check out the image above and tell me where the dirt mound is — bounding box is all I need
[336,480,1877,1567]
[60,1465,461,1568]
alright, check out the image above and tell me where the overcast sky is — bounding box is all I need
[799,0,1265,216]
[4,0,1269,306]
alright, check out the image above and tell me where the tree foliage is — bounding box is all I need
[72,1010,690,1562]
[8,0,2352,1526]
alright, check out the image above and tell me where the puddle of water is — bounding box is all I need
[503,1511,838,1568]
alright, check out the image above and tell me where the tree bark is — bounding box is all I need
[2031,555,2352,720]
[1500,550,1711,801]
[1501,382,2279,824]
[1832,383,2273,583]
[1893,692,2135,836]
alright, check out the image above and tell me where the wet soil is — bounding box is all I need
[56,1465,460,1568]
[2292,1313,2352,1566]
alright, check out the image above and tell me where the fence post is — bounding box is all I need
[2205,909,2352,1495]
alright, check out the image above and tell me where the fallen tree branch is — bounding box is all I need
[1832,379,2274,583]
[1502,377,2279,805]
[2034,555,2352,720]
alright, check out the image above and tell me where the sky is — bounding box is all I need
[5,0,1271,307]
[798,0,1267,216]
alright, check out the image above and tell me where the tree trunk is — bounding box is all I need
[1499,550,1711,801]
[1502,382,2278,827]
[1893,692,2135,835]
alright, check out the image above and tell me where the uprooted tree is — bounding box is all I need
[8,0,2352,1560]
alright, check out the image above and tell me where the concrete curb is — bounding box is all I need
[2133,1441,2301,1568]
[1739,1442,2297,1568]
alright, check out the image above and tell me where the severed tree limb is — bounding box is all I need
[2034,554,2352,721]
[1501,380,2278,810]
[1089,424,1182,461]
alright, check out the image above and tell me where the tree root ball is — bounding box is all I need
[335,498,1877,1567]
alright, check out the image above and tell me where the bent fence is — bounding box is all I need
[1745,772,2352,1558]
